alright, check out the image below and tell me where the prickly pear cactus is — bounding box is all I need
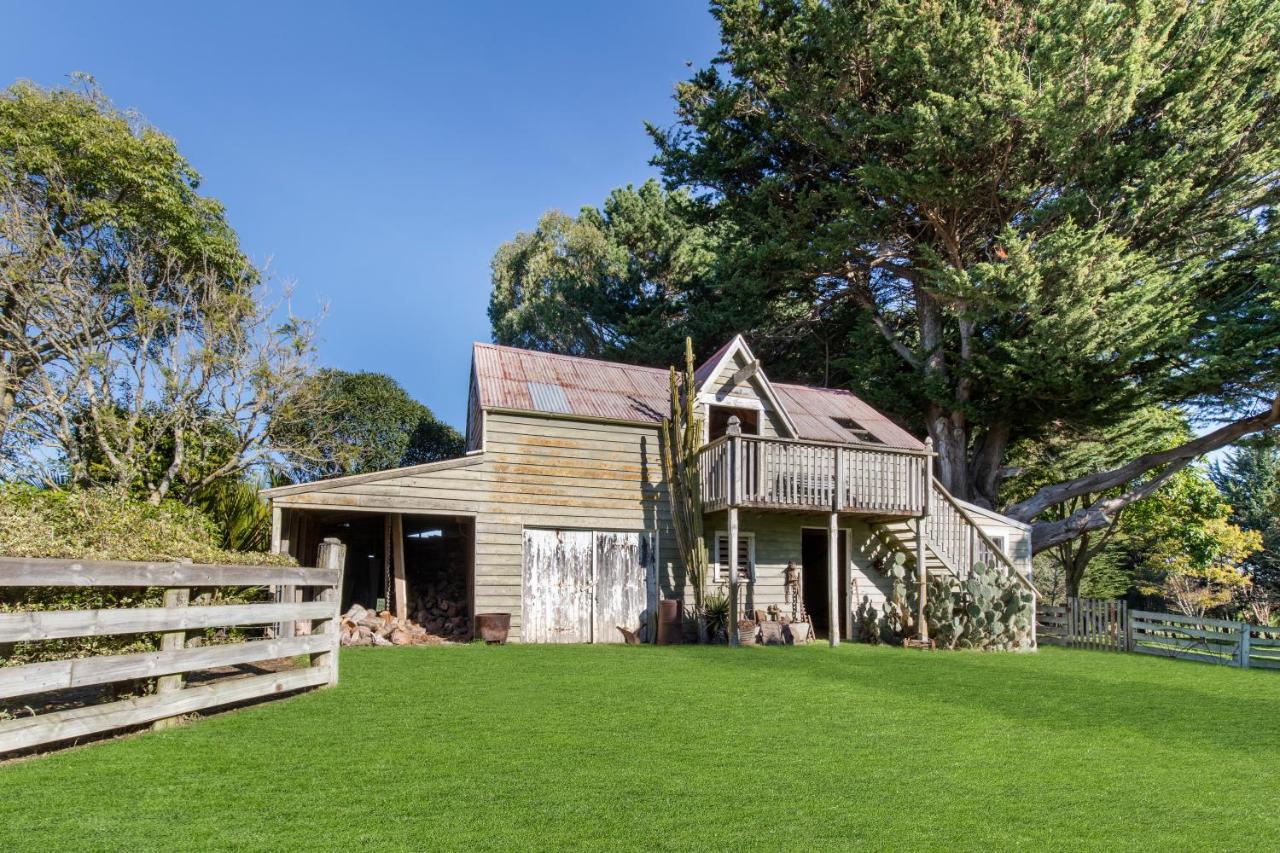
[880,552,919,644]
[956,562,1035,650]
[924,574,961,649]
[854,595,881,644]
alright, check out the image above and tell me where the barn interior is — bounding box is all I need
[276,508,474,639]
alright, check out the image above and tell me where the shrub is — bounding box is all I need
[0,485,292,669]
[0,484,291,565]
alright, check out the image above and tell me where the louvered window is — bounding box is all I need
[714,531,755,583]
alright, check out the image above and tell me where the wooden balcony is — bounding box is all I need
[697,434,930,516]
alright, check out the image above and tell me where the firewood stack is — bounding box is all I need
[338,603,462,647]
[407,578,471,641]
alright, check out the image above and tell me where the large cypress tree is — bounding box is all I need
[651,0,1280,552]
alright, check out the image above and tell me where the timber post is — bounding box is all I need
[314,537,346,686]
[915,518,929,643]
[828,511,840,648]
[922,436,933,517]
[727,416,741,645]
[391,513,407,622]
[153,562,191,732]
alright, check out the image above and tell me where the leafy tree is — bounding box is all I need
[272,369,463,483]
[1125,468,1259,615]
[489,180,719,366]
[1211,439,1280,592]
[0,77,251,453]
[647,0,1280,553]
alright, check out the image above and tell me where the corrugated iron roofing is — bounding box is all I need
[472,342,924,450]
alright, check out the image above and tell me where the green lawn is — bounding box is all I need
[1,643,1277,851]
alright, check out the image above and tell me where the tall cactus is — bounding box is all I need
[660,338,710,621]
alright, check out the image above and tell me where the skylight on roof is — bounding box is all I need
[527,381,571,414]
[832,416,881,444]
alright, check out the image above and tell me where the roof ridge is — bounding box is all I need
[474,341,671,376]
[476,341,891,398]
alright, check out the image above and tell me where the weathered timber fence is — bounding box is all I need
[1129,610,1280,669]
[0,539,345,755]
[1036,597,1128,652]
[1037,598,1280,669]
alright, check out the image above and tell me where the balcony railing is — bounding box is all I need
[698,434,930,516]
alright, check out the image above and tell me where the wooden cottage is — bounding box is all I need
[263,336,1033,643]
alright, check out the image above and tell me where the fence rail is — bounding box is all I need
[1130,610,1280,669]
[1037,599,1280,669]
[0,540,345,755]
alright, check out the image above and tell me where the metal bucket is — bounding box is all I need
[475,613,511,644]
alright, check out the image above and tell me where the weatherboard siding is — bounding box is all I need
[275,412,679,642]
[703,351,789,438]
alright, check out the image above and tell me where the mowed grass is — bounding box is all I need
[1,644,1278,851]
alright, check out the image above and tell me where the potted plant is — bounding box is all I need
[703,592,731,644]
[737,619,759,646]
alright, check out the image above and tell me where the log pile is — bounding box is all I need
[338,603,462,647]
[407,578,471,641]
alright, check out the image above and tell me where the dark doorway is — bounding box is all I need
[801,528,847,639]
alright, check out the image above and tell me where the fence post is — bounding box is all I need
[153,581,191,731]
[1239,622,1252,669]
[314,537,347,686]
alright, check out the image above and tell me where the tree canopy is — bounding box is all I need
[271,369,463,483]
[492,0,1280,555]
[489,180,720,367]
[2,78,320,502]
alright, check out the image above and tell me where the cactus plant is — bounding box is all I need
[854,595,881,644]
[851,553,1034,651]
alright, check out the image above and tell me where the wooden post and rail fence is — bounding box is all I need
[1037,596,1280,669]
[0,538,345,756]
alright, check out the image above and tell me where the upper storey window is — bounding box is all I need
[709,405,760,440]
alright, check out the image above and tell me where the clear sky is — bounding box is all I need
[3,1,720,429]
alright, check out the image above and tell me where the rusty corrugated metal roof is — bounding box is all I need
[473,342,924,450]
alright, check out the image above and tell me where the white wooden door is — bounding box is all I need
[593,531,656,643]
[522,529,594,643]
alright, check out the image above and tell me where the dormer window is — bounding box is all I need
[832,416,881,444]
[709,405,760,440]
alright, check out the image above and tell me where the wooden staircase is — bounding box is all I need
[871,478,1037,597]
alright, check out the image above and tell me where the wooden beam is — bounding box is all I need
[728,507,739,646]
[730,359,759,385]
[0,601,333,644]
[0,635,331,701]
[915,518,929,643]
[391,513,408,622]
[828,512,840,648]
[0,557,339,589]
[0,668,328,755]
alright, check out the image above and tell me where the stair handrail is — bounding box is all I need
[930,477,1038,600]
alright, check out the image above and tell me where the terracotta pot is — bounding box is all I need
[787,622,811,644]
[475,613,511,644]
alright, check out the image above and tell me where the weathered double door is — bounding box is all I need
[522,529,656,643]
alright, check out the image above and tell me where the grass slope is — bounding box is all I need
[1,644,1276,851]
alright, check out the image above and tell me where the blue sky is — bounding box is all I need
[3,2,720,429]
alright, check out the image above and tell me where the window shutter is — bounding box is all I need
[716,534,753,582]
